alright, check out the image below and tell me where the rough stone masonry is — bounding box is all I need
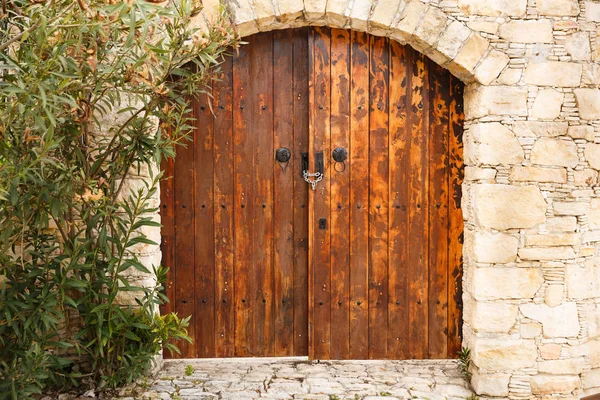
[122,0,600,398]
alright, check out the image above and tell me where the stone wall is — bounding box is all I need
[139,0,600,397]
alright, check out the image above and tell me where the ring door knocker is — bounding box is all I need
[276,147,291,171]
[332,147,347,172]
[303,151,324,191]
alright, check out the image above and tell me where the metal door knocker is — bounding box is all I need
[332,147,347,172]
[276,147,291,171]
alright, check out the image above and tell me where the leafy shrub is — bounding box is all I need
[0,1,237,398]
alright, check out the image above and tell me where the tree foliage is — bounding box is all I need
[0,1,237,398]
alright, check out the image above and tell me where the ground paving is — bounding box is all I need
[118,357,474,400]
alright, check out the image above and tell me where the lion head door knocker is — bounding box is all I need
[275,147,291,172]
[332,147,348,172]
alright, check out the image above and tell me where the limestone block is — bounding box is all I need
[497,68,522,85]
[465,86,528,119]
[585,143,600,170]
[540,343,562,359]
[325,0,349,26]
[471,370,510,397]
[582,368,600,390]
[530,374,580,395]
[525,233,579,246]
[568,125,595,142]
[523,62,582,87]
[473,184,546,230]
[587,1,600,21]
[436,20,472,60]
[473,231,519,263]
[546,216,577,232]
[472,337,537,370]
[513,121,568,137]
[531,89,563,120]
[591,339,600,367]
[538,358,585,375]
[466,301,518,332]
[449,34,489,80]
[530,138,579,168]
[544,284,564,307]
[467,21,499,35]
[590,198,600,230]
[465,123,524,166]
[520,322,542,338]
[369,0,405,30]
[565,259,600,300]
[458,0,527,17]
[395,1,426,37]
[253,0,278,28]
[575,89,600,120]
[465,166,497,181]
[348,0,373,31]
[536,0,580,16]
[470,267,543,300]
[304,0,327,21]
[278,0,305,22]
[510,166,567,183]
[554,201,589,215]
[565,32,592,61]
[227,0,257,36]
[574,169,599,186]
[411,6,448,52]
[583,63,600,86]
[518,246,576,260]
[474,50,510,86]
[498,20,553,43]
[520,302,580,337]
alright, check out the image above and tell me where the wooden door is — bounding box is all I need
[307,28,464,360]
[160,29,310,358]
[160,27,464,360]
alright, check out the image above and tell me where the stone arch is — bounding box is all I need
[197,0,509,86]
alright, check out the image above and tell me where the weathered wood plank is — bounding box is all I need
[194,94,216,358]
[447,74,464,358]
[309,26,332,360]
[159,154,175,358]
[427,61,450,359]
[213,55,235,357]
[173,100,196,358]
[407,50,429,359]
[232,41,253,356]
[348,30,370,360]
[387,40,409,359]
[329,28,351,359]
[251,32,275,356]
[368,35,389,359]
[292,27,310,356]
[273,29,295,356]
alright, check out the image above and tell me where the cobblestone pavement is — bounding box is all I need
[120,357,474,400]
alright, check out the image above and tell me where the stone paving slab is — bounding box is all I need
[118,357,474,400]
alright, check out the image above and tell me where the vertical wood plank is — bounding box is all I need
[213,55,235,357]
[329,28,351,359]
[309,26,332,360]
[368,35,389,359]
[292,27,310,356]
[173,102,196,358]
[159,155,175,358]
[427,61,450,359]
[447,74,464,358]
[348,30,370,360]
[194,95,216,357]
[387,41,409,359]
[273,29,295,356]
[251,32,275,356]
[407,49,429,359]
[232,41,253,356]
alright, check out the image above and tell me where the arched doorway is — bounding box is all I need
[160,27,464,360]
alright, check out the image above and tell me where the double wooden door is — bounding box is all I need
[160,27,464,360]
